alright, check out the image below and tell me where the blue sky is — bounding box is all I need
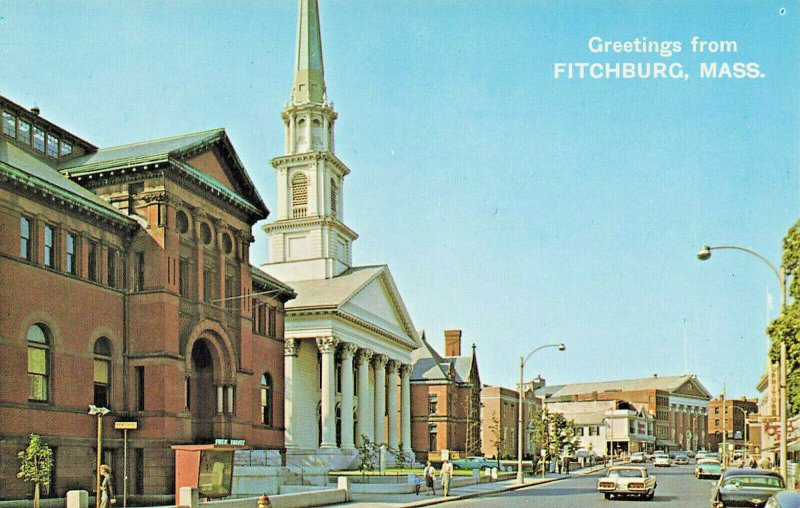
[2,1,798,399]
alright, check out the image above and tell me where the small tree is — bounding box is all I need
[356,435,379,474]
[18,434,53,508]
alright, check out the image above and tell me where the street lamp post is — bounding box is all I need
[697,244,788,479]
[731,406,751,463]
[690,413,704,452]
[517,343,566,485]
[89,405,111,508]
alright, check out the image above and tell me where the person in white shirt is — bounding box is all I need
[423,461,437,496]
[441,459,454,497]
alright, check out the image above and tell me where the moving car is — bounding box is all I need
[695,458,722,479]
[712,468,785,507]
[597,466,657,500]
[653,453,671,467]
[766,491,800,508]
[674,453,690,465]
[630,452,647,463]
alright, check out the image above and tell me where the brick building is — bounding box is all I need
[707,396,759,453]
[410,330,480,461]
[480,384,541,460]
[0,95,295,500]
[540,375,711,451]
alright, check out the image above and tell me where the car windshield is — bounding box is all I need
[609,469,644,478]
[722,476,784,489]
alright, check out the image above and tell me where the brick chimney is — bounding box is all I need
[444,329,462,357]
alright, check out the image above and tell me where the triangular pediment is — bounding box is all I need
[186,149,239,194]
[673,377,712,399]
[342,272,408,339]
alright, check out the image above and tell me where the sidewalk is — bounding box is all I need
[345,463,609,507]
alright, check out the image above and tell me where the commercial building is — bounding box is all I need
[707,396,759,453]
[259,0,419,469]
[410,330,481,461]
[0,94,295,499]
[540,374,711,451]
[480,380,542,460]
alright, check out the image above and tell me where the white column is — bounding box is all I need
[317,336,339,448]
[226,385,234,414]
[373,354,388,445]
[289,115,296,154]
[356,349,374,444]
[340,343,358,449]
[216,385,224,413]
[400,364,412,454]
[386,360,399,450]
[284,339,300,448]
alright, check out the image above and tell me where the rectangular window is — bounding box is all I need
[429,426,438,452]
[28,346,49,402]
[20,215,31,260]
[179,258,189,297]
[134,449,144,496]
[60,141,72,157]
[33,127,45,152]
[66,233,76,274]
[107,248,116,287]
[428,395,437,415]
[46,134,59,158]
[225,276,235,308]
[135,252,145,291]
[18,120,31,144]
[94,358,110,408]
[135,366,145,411]
[3,111,16,137]
[88,241,98,281]
[268,307,277,337]
[203,267,216,302]
[44,225,55,268]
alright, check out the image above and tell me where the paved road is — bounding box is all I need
[437,463,717,507]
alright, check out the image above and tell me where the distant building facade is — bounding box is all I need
[0,96,295,499]
[480,384,540,459]
[411,330,481,461]
[707,396,759,453]
[540,375,711,451]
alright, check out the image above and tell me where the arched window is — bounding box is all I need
[260,373,273,427]
[335,403,342,447]
[291,173,308,218]
[176,210,189,234]
[94,337,112,408]
[27,324,50,402]
[330,179,337,217]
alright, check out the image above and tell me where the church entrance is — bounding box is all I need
[190,339,215,443]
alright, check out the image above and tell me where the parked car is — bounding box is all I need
[575,449,600,465]
[694,458,722,479]
[653,453,671,467]
[766,491,800,508]
[674,453,689,465]
[686,450,696,458]
[696,450,708,460]
[451,456,501,470]
[712,468,785,507]
[597,466,657,500]
[630,452,647,463]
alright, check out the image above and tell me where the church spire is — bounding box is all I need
[291,0,326,105]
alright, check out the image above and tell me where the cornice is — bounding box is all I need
[263,215,358,241]
[286,307,417,352]
[270,151,350,177]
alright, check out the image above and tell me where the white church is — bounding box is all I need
[261,0,421,469]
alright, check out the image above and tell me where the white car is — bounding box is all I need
[598,466,657,500]
[653,454,671,467]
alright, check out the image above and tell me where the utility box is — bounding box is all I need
[172,444,245,501]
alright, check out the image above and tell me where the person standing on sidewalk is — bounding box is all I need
[423,461,437,496]
[441,459,454,497]
[99,465,116,508]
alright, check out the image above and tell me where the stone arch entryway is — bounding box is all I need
[184,320,237,444]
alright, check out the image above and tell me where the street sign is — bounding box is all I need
[115,421,138,430]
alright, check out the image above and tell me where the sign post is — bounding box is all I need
[115,422,138,508]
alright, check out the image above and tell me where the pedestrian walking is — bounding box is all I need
[423,461,437,496]
[440,459,453,497]
[757,455,773,470]
[563,456,570,474]
[99,465,116,508]
[748,457,758,468]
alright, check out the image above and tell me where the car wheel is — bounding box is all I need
[646,491,654,500]
[604,493,611,500]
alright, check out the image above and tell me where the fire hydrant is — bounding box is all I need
[257,494,271,508]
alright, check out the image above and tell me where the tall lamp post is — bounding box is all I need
[89,405,111,508]
[517,343,566,485]
[690,412,705,452]
[731,406,752,463]
[697,245,788,479]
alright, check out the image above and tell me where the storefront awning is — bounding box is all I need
[788,440,800,452]
[656,439,679,448]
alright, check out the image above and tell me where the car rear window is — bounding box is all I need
[723,476,784,489]
[609,470,643,478]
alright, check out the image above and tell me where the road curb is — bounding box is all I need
[398,464,612,508]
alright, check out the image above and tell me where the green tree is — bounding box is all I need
[532,408,581,458]
[356,435,379,474]
[767,220,800,415]
[17,434,53,508]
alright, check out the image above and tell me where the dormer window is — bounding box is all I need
[60,141,72,157]
[32,127,45,152]
[46,134,59,158]
[18,120,31,144]
[3,111,16,137]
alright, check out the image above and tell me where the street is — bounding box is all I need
[437,464,717,507]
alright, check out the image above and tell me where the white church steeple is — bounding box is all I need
[262,0,358,282]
